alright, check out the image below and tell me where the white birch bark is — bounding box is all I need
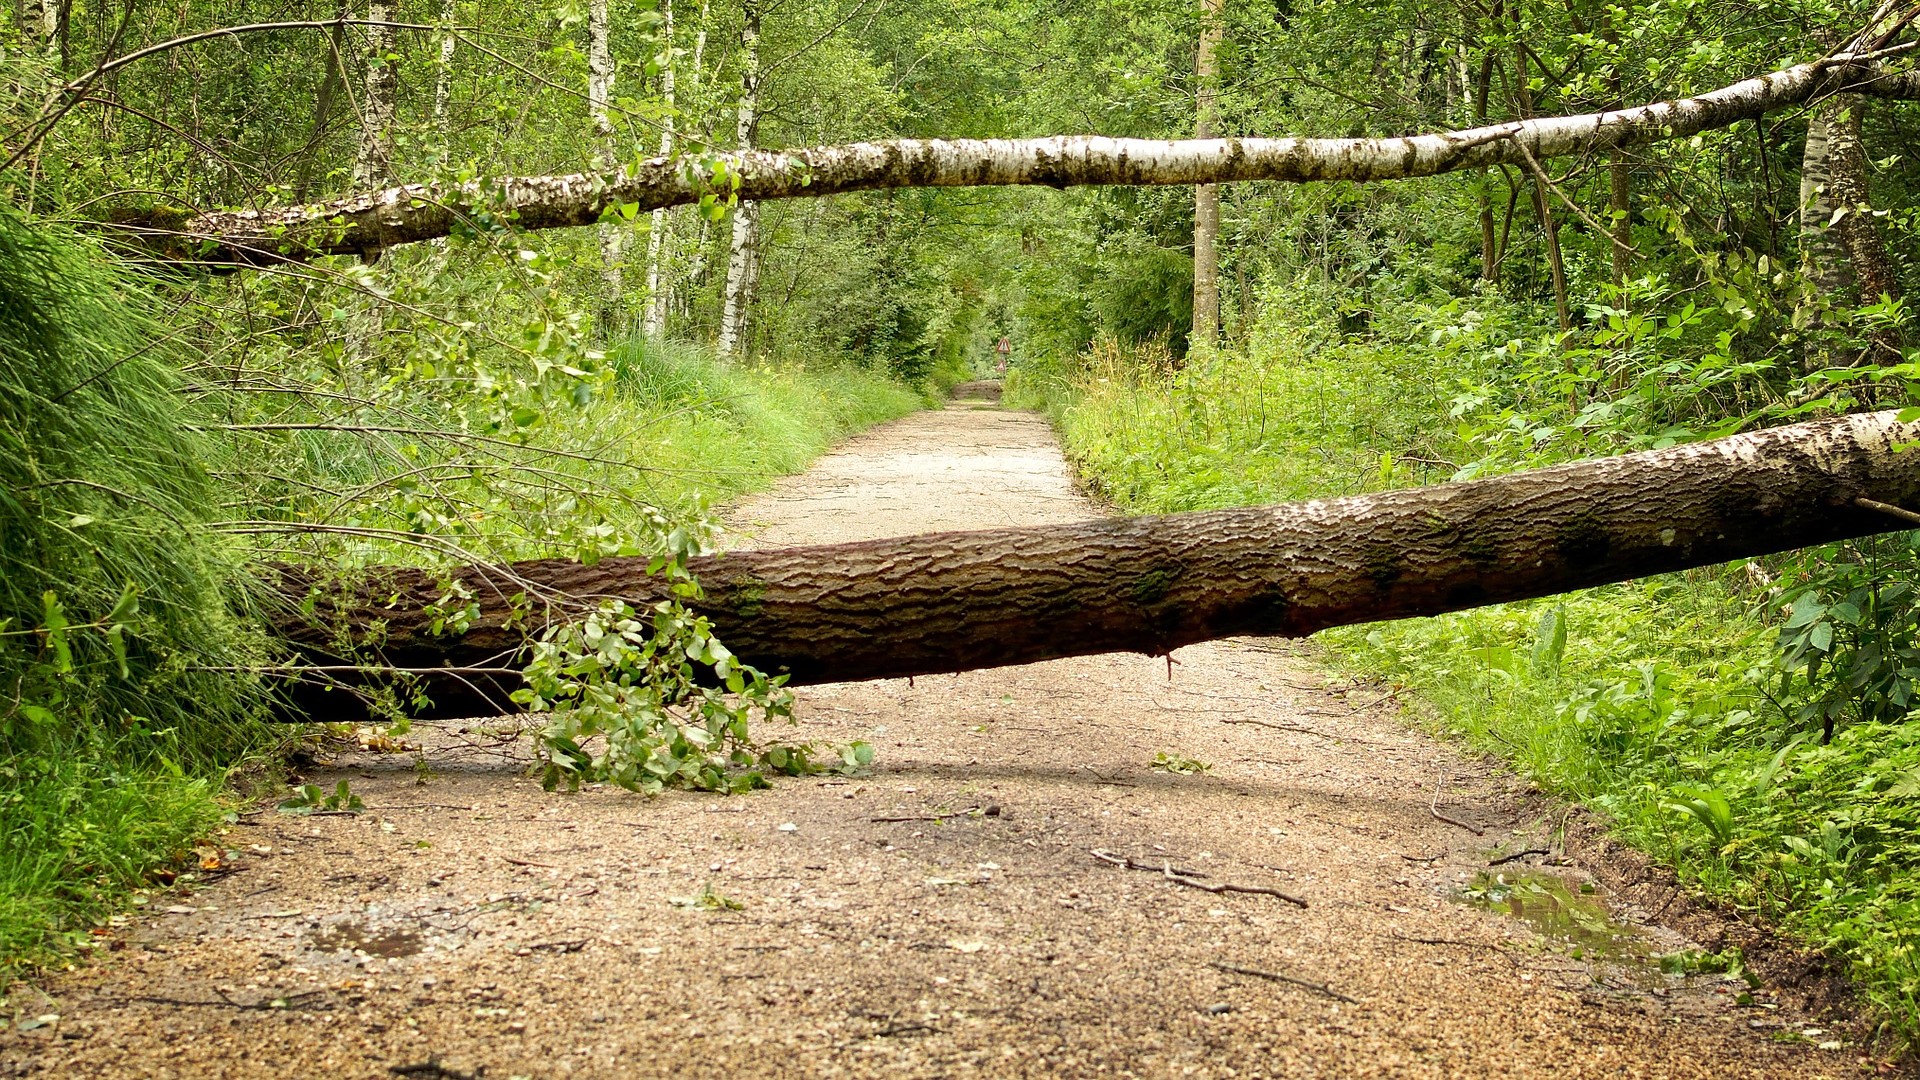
[589,0,623,306]
[352,0,396,190]
[1190,0,1223,353]
[153,49,1920,267]
[642,0,677,338]
[433,0,456,133]
[717,0,762,360]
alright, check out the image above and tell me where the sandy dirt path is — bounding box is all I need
[2,401,1862,1078]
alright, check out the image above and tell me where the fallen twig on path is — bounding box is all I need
[503,856,556,868]
[1220,716,1340,738]
[1207,961,1357,1003]
[1090,849,1309,908]
[869,804,1000,823]
[121,988,328,1011]
[1487,848,1551,866]
[1429,774,1486,835]
[1386,932,1520,968]
[390,1059,480,1080]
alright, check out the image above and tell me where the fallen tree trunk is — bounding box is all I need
[120,50,1920,266]
[277,410,1920,721]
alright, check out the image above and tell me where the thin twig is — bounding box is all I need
[1386,933,1521,969]
[1207,961,1356,1003]
[1488,848,1551,866]
[1855,496,1920,527]
[503,857,555,868]
[1430,774,1486,836]
[1090,850,1309,908]
[1506,135,1638,257]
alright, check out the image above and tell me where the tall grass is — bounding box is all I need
[0,210,273,979]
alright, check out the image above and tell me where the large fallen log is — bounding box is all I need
[275,410,1920,722]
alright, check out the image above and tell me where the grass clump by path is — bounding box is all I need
[1011,294,1920,1049]
[0,210,274,983]
[603,335,925,515]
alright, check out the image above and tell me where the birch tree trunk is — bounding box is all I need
[642,0,677,338]
[271,410,1920,721]
[717,0,762,360]
[589,0,624,324]
[135,51,1920,267]
[1190,0,1224,353]
[352,0,397,191]
[1799,104,1846,297]
[433,0,456,133]
[1603,23,1631,289]
[345,1,397,367]
[1824,97,1901,308]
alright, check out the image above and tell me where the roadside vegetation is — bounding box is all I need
[0,213,928,981]
[1009,269,1920,1043]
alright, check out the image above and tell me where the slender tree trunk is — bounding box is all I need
[589,0,623,329]
[717,0,762,359]
[433,0,456,135]
[1825,97,1900,307]
[643,0,677,338]
[272,410,1920,722]
[1474,42,1499,283]
[1603,22,1630,289]
[1190,0,1224,353]
[1510,6,1570,333]
[352,0,396,191]
[345,0,397,368]
[1799,104,1844,297]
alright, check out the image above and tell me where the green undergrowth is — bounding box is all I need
[604,336,925,515]
[0,211,275,984]
[0,225,924,988]
[1017,289,1920,1048]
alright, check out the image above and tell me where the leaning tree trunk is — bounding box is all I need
[1190,0,1224,353]
[275,410,1920,722]
[717,0,762,359]
[132,51,1920,267]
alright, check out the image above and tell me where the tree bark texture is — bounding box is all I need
[589,0,624,309]
[1824,96,1901,307]
[274,410,1920,721]
[352,0,396,190]
[717,0,762,359]
[133,51,1920,267]
[1190,0,1224,351]
[642,0,677,338]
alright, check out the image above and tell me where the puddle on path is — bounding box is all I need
[1455,870,1666,983]
[311,921,422,959]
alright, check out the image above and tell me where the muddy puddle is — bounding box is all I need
[1455,869,1670,983]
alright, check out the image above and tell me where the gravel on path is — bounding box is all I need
[0,401,1865,1078]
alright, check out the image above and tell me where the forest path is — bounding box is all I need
[5,401,1857,1079]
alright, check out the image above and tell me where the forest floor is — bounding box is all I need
[0,398,1877,1078]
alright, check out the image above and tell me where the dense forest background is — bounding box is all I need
[6,0,1920,1049]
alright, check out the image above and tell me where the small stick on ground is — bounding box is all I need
[869,805,998,823]
[1208,960,1357,1003]
[1386,932,1521,969]
[1220,717,1338,739]
[502,856,556,868]
[1429,773,1486,835]
[1090,849,1308,908]
[1487,848,1551,866]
